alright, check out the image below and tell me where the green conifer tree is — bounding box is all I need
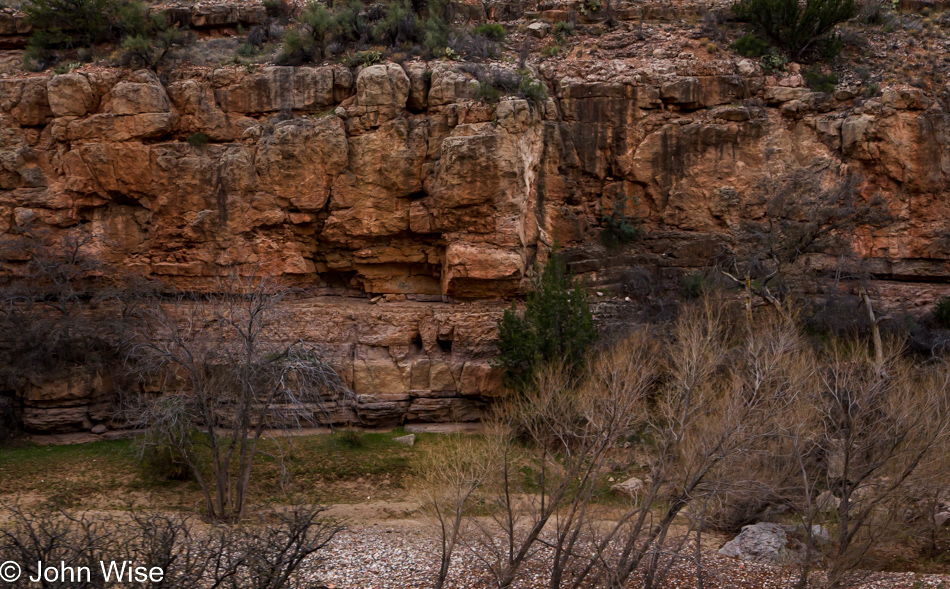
[495,250,598,392]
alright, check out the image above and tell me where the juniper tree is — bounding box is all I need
[495,250,597,392]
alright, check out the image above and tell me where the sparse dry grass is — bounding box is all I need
[0,429,425,511]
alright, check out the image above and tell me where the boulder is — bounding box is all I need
[808,524,831,544]
[254,116,348,212]
[764,86,807,104]
[215,66,334,114]
[427,66,479,106]
[816,490,840,512]
[167,79,234,140]
[459,362,505,398]
[406,397,483,422]
[355,399,411,427]
[102,80,171,115]
[442,242,523,297]
[22,406,90,432]
[881,87,931,110]
[0,11,31,35]
[527,21,552,38]
[541,10,569,21]
[63,112,177,142]
[719,522,791,564]
[394,434,415,446]
[737,59,757,76]
[710,105,751,121]
[611,476,648,498]
[6,78,53,126]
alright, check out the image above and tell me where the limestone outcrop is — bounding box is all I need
[2,54,950,432]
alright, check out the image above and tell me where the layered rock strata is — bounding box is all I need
[2,55,949,432]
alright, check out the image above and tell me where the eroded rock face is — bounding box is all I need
[356,64,411,108]
[2,59,950,431]
[20,368,114,432]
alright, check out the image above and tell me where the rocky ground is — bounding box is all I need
[301,519,950,589]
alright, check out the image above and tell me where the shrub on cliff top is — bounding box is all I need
[473,22,506,40]
[277,0,456,64]
[22,0,152,48]
[732,0,857,59]
[21,0,190,70]
[495,250,597,391]
[517,72,548,103]
[730,33,770,57]
[119,12,190,70]
[373,0,421,46]
[277,1,335,65]
[475,81,500,103]
[22,0,115,47]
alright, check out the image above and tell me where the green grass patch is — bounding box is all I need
[0,439,138,507]
[0,430,427,508]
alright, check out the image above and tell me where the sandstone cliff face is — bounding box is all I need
[2,55,949,432]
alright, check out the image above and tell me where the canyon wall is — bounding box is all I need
[2,49,950,432]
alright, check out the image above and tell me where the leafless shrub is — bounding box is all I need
[229,504,342,589]
[0,395,18,441]
[699,8,730,42]
[616,266,679,324]
[789,342,950,588]
[0,503,118,589]
[416,436,498,589]
[517,37,530,69]
[0,222,116,393]
[904,456,950,561]
[422,292,950,587]
[0,502,339,589]
[120,272,353,522]
[857,0,892,25]
[428,296,805,589]
[448,29,499,59]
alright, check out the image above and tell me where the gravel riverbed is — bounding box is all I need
[299,524,950,589]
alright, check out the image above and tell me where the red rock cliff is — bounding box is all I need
[2,44,949,432]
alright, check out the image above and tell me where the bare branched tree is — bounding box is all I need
[0,502,118,589]
[121,272,352,521]
[420,292,950,588]
[718,165,890,320]
[799,342,950,588]
[232,504,342,589]
[416,435,498,589]
[430,296,812,589]
[0,222,116,393]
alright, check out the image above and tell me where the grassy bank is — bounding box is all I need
[0,429,424,510]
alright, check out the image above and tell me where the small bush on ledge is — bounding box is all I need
[600,197,641,250]
[804,69,839,92]
[933,296,950,329]
[187,132,209,148]
[731,0,856,60]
